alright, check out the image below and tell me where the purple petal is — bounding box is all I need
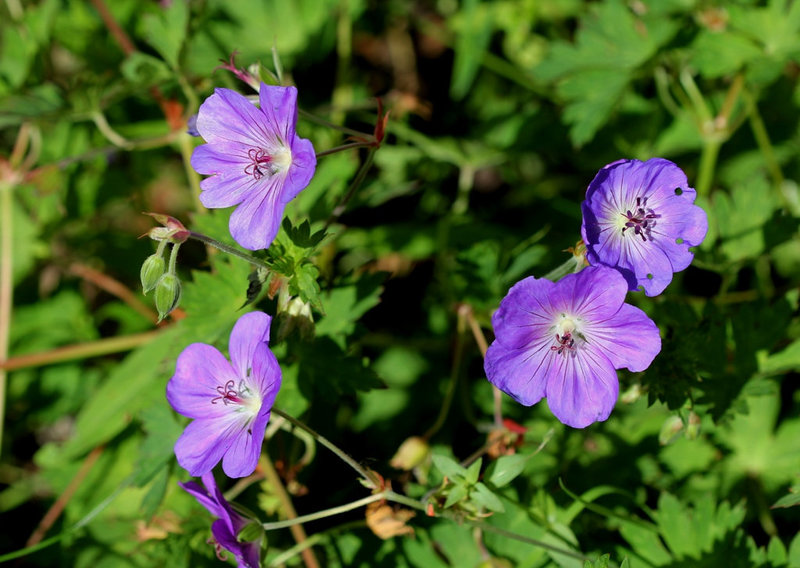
[283,136,317,202]
[545,348,619,428]
[489,276,556,350]
[258,86,299,144]
[167,344,239,419]
[211,519,260,568]
[220,411,268,478]
[589,303,661,372]
[229,311,272,379]
[174,416,241,476]
[227,176,286,250]
[196,88,278,148]
[552,267,627,321]
[485,339,550,406]
[179,479,222,518]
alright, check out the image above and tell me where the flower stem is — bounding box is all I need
[271,407,380,489]
[461,304,503,427]
[261,493,385,530]
[695,138,721,198]
[178,132,204,212]
[423,306,467,440]
[325,146,377,227]
[260,454,320,568]
[0,180,12,458]
[543,254,584,281]
[187,231,272,271]
[462,520,592,563]
[315,141,373,158]
[742,88,786,207]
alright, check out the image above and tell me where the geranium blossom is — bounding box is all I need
[581,158,707,296]
[167,311,281,478]
[180,472,261,568]
[191,84,316,250]
[484,266,660,428]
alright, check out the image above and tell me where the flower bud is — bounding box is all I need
[390,436,430,471]
[140,254,166,295]
[154,273,182,321]
[275,297,314,342]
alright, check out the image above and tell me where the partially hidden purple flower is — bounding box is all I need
[191,84,316,250]
[180,472,261,568]
[581,158,708,297]
[167,311,281,478]
[484,266,661,428]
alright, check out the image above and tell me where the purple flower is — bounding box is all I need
[484,266,661,428]
[191,84,316,250]
[180,472,261,568]
[167,311,281,478]
[581,158,708,296]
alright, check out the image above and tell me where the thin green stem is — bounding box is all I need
[262,493,385,530]
[315,141,372,159]
[91,110,133,149]
[742,88,786,206]
[178,132,203,212]
[696,139,721,198]
[325,146,377,228]
[462,520,593,563]
[187,231,272,271]
[423,307,467,440]
[0,331,160,372]
[0,181,12,458]
[267,532,329,567]
[271,407,379,489]
[298,108,372,140]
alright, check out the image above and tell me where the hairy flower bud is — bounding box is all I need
[154,273,182,321]
[140,253,166,294]
[390,436,430,471]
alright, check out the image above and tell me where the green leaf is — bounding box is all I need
[712,176,775,262]
[471,482,505,513]
[465,458,482,485]
[140,0,188,68]
[444,483,469,509]
[485,453,531,488]
[314,277,383,346]
[771,485,800,508]
[450,0,494,99]
[432,454,467,480]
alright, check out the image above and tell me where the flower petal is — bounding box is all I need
[488,276,556,350]
[167,344,239,419]
[485,338,550,406]
[179,479,222,518]
[174,416,241,476]
[551,266,627,321]
[258,86,299,144]
[228,311,272,379]
[227,175,286,250]
[545,348,619,428]
[221,410,269,478]
[196,87,278,148]
[589,303,661,372]
[283,136,317,203]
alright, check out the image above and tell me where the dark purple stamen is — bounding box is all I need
[211,379,242,405]
[244,148,273,180]
[621,197,658,241]
[550,332,575,355]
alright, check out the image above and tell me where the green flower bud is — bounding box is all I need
[154,273,182,321]
[390,436,430,471]
[140,254,166,295]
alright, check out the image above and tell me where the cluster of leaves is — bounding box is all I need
[2,0,800,567]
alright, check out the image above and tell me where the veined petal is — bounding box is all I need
[196,88,277,148]
[589,303,661,372]
[229,311,272,379]
[174,416,242,476]
[250,343,282,406]
[221,410,269,478]
[259,86,299,144]
[283,136,317,203]
[489,276,556,350]
[485,339,550,406]
[228,175,285,250]
[554,267,627,321]
[179,479,222,518]
[544,347,618,428]
[167,344,239,419]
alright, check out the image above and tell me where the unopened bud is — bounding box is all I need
[275,297,314,342]
[155,273,182,321]
[140,254,166,294]
[685,411,701,440]
[390,436,430,471]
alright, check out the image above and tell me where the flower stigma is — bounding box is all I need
[619,196,658,241]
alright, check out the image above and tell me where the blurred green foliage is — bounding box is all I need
[2,0,800,566]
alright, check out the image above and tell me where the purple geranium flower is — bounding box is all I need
[180,472,261,568]
[484,266,661,428]
[167,311,281,478]
[581,158,708,296]
[191,84,316,250]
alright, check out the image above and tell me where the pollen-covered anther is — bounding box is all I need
[621,197,658,241]
[551,332,576,355]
